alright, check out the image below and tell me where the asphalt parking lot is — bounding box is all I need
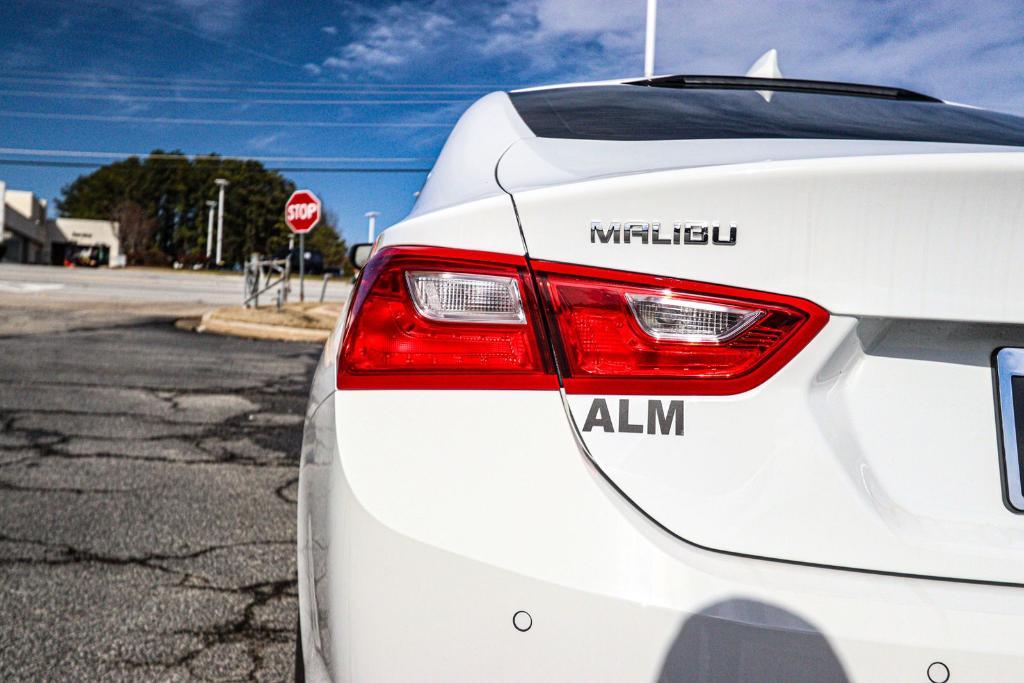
[0,304,320,681]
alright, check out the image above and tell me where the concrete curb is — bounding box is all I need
[195,310,330,343]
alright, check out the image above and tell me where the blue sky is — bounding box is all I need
[1,0,1022,245]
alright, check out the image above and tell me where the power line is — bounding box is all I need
[0,76,500,96]
[0,158,430,173]
[0,89,473,106]
[81,0,306,70]
[0,147,433,163]
[0,159,98,169]
[268,167,430,173]
[0,111,453,128]
[3,69,517,90]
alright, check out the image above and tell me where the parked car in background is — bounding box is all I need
[274,247,325,275]
[297,68,1024,682]
[62,244,108,267]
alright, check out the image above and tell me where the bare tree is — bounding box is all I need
[110,201,156,262]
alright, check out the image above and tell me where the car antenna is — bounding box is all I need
[745,48,782,102]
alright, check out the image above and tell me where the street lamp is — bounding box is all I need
[214,178,229,265]
[364,211,380,242]
[205,200,217,260]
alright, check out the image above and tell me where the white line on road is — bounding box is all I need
[0,282,65,293]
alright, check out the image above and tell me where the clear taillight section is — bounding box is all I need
[338,247,828,394]
[625,293,763,343]
[405,271,526,324]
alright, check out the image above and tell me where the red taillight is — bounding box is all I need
[533,261,828,395]
[338,247,827,394]
[337,247,557,390]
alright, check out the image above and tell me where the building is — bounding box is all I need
[0,182,49,264]
[48,217,123,267]
[1,182,122,267]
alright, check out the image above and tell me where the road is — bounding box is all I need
[0,262,351,338]
[0,305,318,681]
[0,262,351,307]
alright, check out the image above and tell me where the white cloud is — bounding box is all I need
[534,0,636,35]
[319,3,456,75]
[644,0,1024,112]
[303,62,322,76]
[168,0,246,35]
[322,25,338,35]
[245,132,285,151]
[490,12,517,30]
[309,0,1024,113]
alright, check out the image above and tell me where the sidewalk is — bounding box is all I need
[194,301,343,343]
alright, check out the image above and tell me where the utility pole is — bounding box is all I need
[299,233,305,302]
[644,0,658,78]
[364,211,380,242]
[214,178,229,265]
[205,200,217,260]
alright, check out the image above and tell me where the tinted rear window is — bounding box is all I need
[508,85,1024,146]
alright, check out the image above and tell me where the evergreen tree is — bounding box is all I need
[58,151,347,267]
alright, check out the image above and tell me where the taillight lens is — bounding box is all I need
[337,247,557,390]
[338,247,827,394]
[405,271,526,324]
[533,261,828,395]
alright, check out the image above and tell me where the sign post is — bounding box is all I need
[284,189,322,302]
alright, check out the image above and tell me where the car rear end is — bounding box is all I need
[298,79,1024,682]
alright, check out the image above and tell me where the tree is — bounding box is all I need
[57,152,347,267]
[110,200,157,262]
[305,210,347,265]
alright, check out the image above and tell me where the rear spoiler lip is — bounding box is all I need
[623,75,942,102]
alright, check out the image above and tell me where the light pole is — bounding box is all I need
[364,211,380,242]
[205,200,217,260]
[644,0,658,78]
[214,178,229,265]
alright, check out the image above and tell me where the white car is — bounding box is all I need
[296,71,1024,682]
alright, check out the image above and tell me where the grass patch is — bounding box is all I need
[211,302,342,330]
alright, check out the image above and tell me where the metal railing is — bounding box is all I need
[319,273,332,303]
[243,253,291,308]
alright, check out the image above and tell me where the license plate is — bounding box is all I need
[995,348,1024,512]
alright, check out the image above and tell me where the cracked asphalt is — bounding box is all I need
[0,305,320,681]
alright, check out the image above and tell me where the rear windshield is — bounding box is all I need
[508,85,1024,146]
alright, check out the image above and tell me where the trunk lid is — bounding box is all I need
[507,149,1024,584]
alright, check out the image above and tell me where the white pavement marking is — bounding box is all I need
[0,264,351,306]
[0,282,65,293]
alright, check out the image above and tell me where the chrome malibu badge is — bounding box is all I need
[590,221,737,246]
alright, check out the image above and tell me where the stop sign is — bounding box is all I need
[284,190,321,234]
